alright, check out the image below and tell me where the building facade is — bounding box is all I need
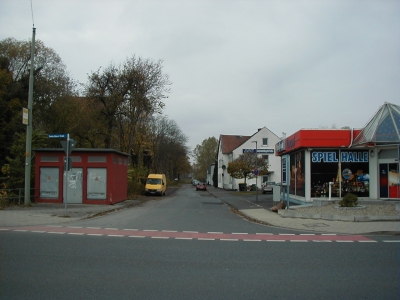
[34,148,130,205]
[217,127,282,190]
[275,102,400,203]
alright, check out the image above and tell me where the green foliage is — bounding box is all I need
[227,160,252,183]
[227,152,269,183]
[127,166,148,197]
[193,137,218,181]
[1,130,48,189]
[339,193,358,207]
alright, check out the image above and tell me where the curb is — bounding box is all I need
[278,210,400,222]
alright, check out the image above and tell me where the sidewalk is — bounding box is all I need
[206,186,400,235]
[0,200,141,227]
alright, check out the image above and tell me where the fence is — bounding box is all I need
[0,188,36,205]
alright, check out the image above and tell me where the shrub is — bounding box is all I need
[339,193,358,207]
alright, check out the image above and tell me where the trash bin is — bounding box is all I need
[239,183,246,191]
[251,184,256,191]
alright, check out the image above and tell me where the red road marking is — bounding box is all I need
[0,226,375,242]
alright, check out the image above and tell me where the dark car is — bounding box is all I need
[196,182,207,191]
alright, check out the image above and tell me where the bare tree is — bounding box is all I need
[85,56,171,150]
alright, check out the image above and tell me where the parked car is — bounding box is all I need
[262,181,275,194]
[196,182,207,191]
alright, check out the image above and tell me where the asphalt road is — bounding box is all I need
[1,185,399,299]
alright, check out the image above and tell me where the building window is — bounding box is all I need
[71,156,82,162]
[88,156,107,163]
[262,138,268,146]
[262,175,269,183]
[40,156,59,162]
[263,155,269,164]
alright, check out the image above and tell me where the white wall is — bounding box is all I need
[217,127,282,190]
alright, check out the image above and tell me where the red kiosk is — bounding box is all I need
[34,148,130,205]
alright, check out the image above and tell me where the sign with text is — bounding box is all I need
[48,134,68,139]
[22,108,28,125]
[243,149,274,154]
[282,155,290,186]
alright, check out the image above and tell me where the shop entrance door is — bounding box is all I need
[379,163,400,198]
[63,168,83,203]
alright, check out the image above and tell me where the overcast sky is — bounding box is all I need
[1,0,399,152]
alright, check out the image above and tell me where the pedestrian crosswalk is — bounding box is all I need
[2,225,399,242]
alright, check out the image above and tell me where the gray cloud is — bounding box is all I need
[1,0,398,151]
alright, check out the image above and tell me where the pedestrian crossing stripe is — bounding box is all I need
[1,226,395,242]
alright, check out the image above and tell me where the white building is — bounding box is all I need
[216,127,282,190]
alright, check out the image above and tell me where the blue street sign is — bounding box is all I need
[48,134,68,139]
[254,169,259,176]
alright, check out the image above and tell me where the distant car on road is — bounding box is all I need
[262,181,275,194]
[196,182,207,191]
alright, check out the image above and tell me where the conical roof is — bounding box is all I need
[352,102,400,146]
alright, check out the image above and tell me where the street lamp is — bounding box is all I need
[252,141,258,202]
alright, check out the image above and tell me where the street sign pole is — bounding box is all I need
[48,133,74,216]
[64,133,70,217]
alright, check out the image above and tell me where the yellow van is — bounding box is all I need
[145,174,167,196]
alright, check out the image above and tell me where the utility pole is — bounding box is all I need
[24,27,36,206]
